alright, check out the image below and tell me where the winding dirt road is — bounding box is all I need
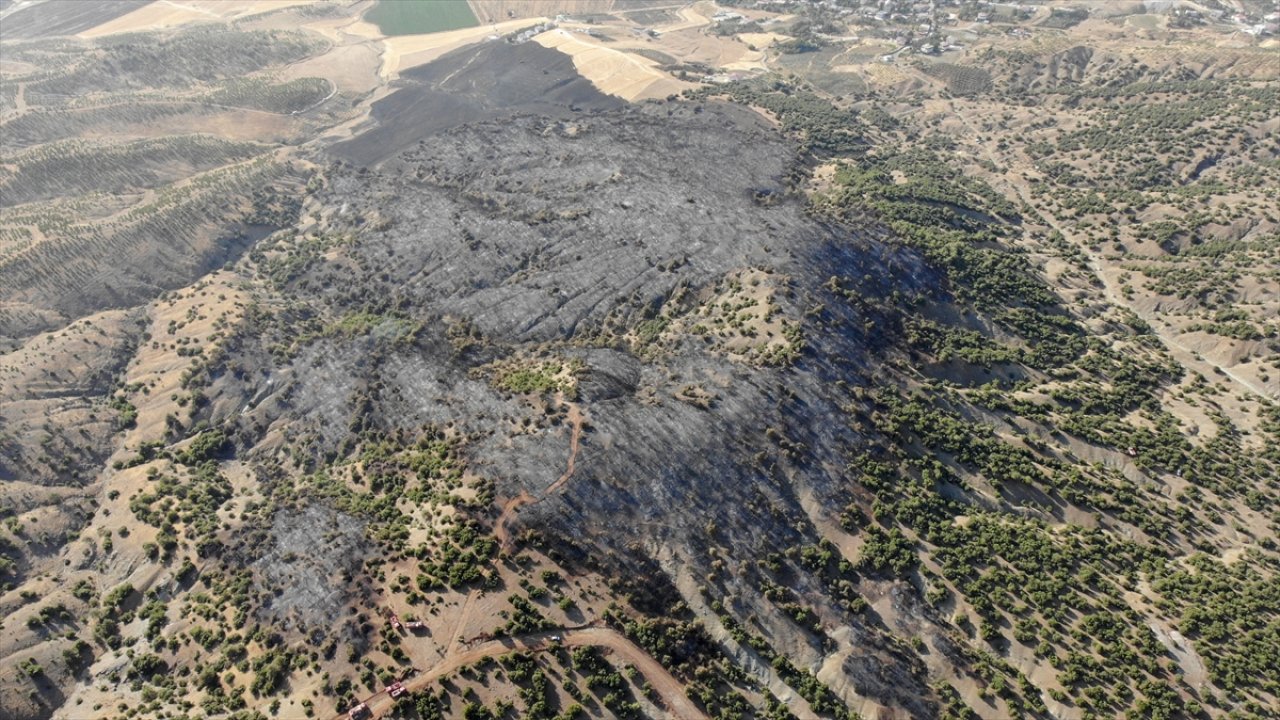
[494,398,584,550]
[333,626,707,720]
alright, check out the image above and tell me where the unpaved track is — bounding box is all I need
[493,490,535,549]
[1081,254,1272,399]
[334,626,707,720]
[494,397,584,550]
[544,402,583,495]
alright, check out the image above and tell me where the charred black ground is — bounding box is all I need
[206,47,946,713]
[331,41,624,167]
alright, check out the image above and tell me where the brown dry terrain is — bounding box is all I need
[534,28,697,101]
[78,0,324,39]
[336,626,708,720]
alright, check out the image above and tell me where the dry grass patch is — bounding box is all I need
[79,0,323,38]
[534,27,694,100]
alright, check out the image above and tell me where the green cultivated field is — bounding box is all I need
[365,0,479,36]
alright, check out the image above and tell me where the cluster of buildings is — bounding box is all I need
[1169,7,1279,35]
[712,9,748,24]
[1241,11,1280,36]
[721,0,1276,63]
[509,22,557,44]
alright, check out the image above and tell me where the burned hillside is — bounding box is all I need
[3,6,1278,720]
[198,94,946,714]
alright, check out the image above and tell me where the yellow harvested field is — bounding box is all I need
[385,17,549,78]
[646,26,762,68]
[182,0,320,17]
[736,32,786,49]
[534,28,695,101]
[654,3,714,33]
[303,14,383,44]
[280,42,382,94]
[79,1,215,37]
[82,107,307,144]
[862,62,912,86]
[79,0,322,38]
[720,57,768,72]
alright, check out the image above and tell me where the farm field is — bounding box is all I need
[0,0,149,39]
[468,0,624,23]
[534,27,696,100]
[364,0,479,36]
[379,16,544,77]
[76,0,322,38]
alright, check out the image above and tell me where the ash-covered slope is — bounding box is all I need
[330,41,624,167]
[207,79,944,714]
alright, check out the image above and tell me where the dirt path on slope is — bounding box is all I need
[336,626,708,720]
[544,402,583,495]
[492,490,534,550]
[1081,254,1272,399]
[493,397,584,550]
[944,98,1272,401]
